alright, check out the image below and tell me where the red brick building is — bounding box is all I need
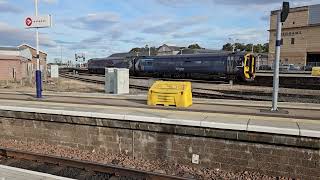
[0,55,29,81]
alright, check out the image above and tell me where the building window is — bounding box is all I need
[291,38,295,45]
[293,21,295,24]
[281,38,283,45]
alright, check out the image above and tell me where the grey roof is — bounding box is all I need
[109,52,135,57]
[168,45,183,51]
[178,48,229,55]
[0,46,19,51]
[0,55,29,61]
[146,52,246,59]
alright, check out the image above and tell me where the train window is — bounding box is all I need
[146,61,153,66]
[245,57,249,66]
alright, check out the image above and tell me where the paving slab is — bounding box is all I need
[0,165,74,180]
[248,116,300,136]
[297,119,320,138]
[160,111,206,127]
[201,113,250,131]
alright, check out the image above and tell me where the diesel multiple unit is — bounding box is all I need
[88,52,256,81]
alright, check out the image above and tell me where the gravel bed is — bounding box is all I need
[0,139,296,180]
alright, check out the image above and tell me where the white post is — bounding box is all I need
[149,46,151,56]
[271,10,282,111]
[35,0,39,70]
[35,0,42,98]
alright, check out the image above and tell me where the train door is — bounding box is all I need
[244,54,256,80]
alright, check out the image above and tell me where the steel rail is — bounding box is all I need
[59,73,319,102]
[0,147,189,180]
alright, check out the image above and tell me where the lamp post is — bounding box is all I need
[145,45,150,56]
[228,38,239,52]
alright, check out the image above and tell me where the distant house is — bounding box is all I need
[19,44,47,74]
[157,44,184,56]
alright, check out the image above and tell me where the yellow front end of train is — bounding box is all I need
[243,54,256,81]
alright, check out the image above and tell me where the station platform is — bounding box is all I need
[0,165,73,180]
[256,72,316,78]
[0,91,319,138]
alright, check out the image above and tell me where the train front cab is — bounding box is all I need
[243,54,255,81]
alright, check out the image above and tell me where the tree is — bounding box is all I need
[129,47,141,53]
[188,43,202,49]
[263,43,269,53]
[222,43,233,51]
[221,42,269,53]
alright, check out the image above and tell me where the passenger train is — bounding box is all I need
[88,52,256,81]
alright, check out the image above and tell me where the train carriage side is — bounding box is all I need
[134,53,255,81]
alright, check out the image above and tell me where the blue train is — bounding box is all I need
[88,52,256,81]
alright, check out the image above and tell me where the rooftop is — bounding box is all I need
[271,5,309,15]
[0,46,20,51]
[0,55,29,61]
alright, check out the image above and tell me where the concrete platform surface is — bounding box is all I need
[0,99,319,138]
[0,91,319,120]
[256,73,316,78]
[0,165,74,180]
[1,90,320,110]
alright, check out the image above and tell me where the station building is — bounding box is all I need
[268,4,320,67]
[0,44,47,81]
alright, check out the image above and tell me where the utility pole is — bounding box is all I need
[271,2,289,111]
[60,45,63,64]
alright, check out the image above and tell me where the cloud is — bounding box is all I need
[228,28,267,43]
[0,21,56,48]
[156,0,195,7]
[41,0,58,4]
[171,27,211,39]
[55,40,76,45]
[120,37,146,44]
[142,16,209,35]
[67,12,120,31]
[0,0,22,13]
[260,15,269,22]
[155,0,319,8]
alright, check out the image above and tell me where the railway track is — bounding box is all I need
[60,73,150,91]
[0,148,187,180]
[59,73,320,103]
[59,73,264,101]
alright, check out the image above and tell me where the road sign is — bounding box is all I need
[25,17,32,26]
[24,15,52,28]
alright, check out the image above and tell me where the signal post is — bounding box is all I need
[25,0,52,98]
[271,2,289,111]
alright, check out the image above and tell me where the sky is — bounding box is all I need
[0,0,320,62]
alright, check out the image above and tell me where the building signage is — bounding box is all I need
[274,31,302,37]
[24,15,52,28]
